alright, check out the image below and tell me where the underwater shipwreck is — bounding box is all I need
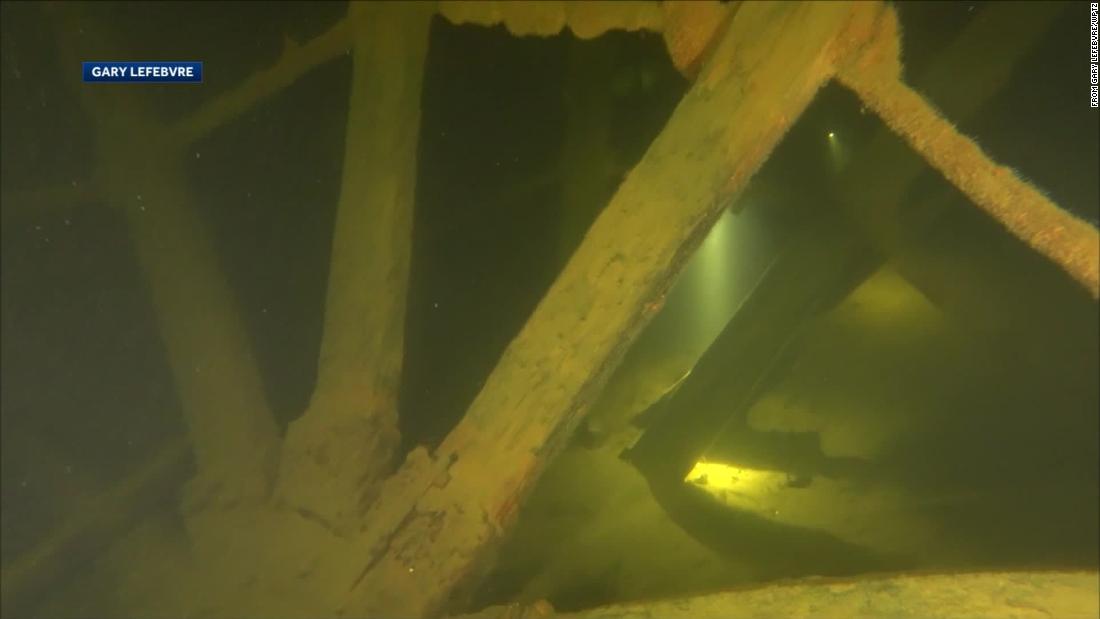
[1,1,1098,618]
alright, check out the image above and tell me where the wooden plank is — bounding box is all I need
[452,570,1100,619]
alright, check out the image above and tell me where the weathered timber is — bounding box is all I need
[836,5,1100,299]
[453,570,1100,619]
[832,2,1098,359]
[660,1,735,78]
[166,17,353,148]
[336,3,889,618]
[437,1,663,38]
[274,0,433,536]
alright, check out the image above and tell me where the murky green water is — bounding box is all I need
[2,2,1096,617]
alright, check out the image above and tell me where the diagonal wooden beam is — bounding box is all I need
[164,16,353,148]
[836,6,1100,299]
[336,3,889,617]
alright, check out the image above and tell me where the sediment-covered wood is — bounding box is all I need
[830,1,1098,366]
[453,570,1099,619]
[836,5,1100,299]
[274,0,433,535]
[437,1,664,38]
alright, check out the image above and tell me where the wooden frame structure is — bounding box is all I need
[3,2,1097,618]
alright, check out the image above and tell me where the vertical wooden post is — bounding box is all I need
[275,1,435,533]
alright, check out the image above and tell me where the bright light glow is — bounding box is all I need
[644,203,779,360]
[685,209,740,350]
[826,129,847,173]
[683,458,941,557]
[684,460,782,495]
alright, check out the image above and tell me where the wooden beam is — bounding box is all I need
[829,1,1097,365]
[452,570,1099,619]
[165,17,353,148]
[436,1,664,38]
[836,5,1100,299]
[274,0,434,536]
